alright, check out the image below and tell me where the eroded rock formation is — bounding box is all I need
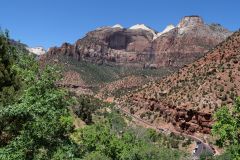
[47,16,232,68]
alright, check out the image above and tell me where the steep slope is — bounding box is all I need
[56,71,93,95]
[47,16,231,68]
[152,16,231,67]
[96,76,150,99]
[48,26,154,67]
[119,31,240,135]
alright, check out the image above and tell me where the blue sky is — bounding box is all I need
[0,0,239,48]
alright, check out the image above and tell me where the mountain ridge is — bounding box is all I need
[46,16,232,69]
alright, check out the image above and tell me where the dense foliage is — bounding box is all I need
[0,33,79,159]
[72,95,111,124]
[212,97,240,160]
[0,31,21,106]
[71,109,186,160]
[74,123,183,160]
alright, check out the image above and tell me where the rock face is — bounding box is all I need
[124,94,213,134]
[47,16,232,68]
[119,31,240,134]
[48,26,154,66]
[27,47,46,55]
[155,24,175,38]
[152,16,231,67]
[177,16,204,28]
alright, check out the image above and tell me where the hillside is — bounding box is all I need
[96,76,151,99]
[41,54,177,95]
[118,31,240,135]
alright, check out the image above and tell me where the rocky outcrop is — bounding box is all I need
[27,47,46,55]
[120,31,240,134]
[152,16,231,67]
[126,94,213,134]
[177,15,204,28]
[47,16,232,68]
[48,27,154,66]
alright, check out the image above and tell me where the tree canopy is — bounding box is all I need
[0,31,21,106]
[212,97,240,160]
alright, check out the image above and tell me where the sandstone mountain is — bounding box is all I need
[9,39,47,56]
[47,16,231,68]
[118,31,240,135]
[26,47,46,56]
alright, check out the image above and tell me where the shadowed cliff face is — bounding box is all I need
[108,32,128,50]
[47,16,232,68]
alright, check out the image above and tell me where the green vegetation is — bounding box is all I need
[111,86,140,98]
[184,98,240,160]
[0,36,78,159]
[72,95,113,124]
[73,123,184,160]
[0,31,21,106]
[211,97,240,160]
[0,32,187,159]
[0,66,79,159]
[71,107,187,160]
[57,55,177,86]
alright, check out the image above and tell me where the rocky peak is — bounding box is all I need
[155,24,175,38]
[47,16,232,68]
[177,15,204,28]
[162,24,175,33]
[112,24,124,29]
[129,24,157,40]
[129,24,152,31]
[27,46,46,55]
[61,42,72,48]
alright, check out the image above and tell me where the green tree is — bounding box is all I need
[212,97,240,159]
[0,31,21,106]
[0,66,79,159]
[74,97,93,124]
[73,121,184,160]
[83,151,111,160]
